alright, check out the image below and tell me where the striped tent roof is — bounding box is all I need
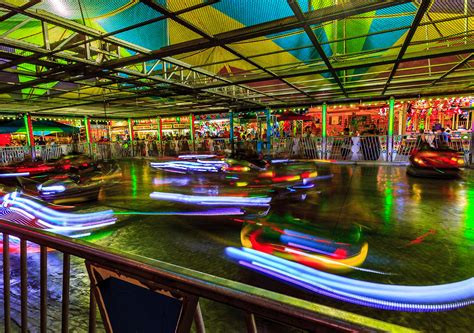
[0,0,471,118]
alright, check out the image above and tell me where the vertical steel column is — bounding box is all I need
[24,113,35,160]
[84,116,92,157]
[3,233,11,333]
[20,239,28,333]
[128,118,134,142]
[84,116,92,144]
[157,116,162,155]
[229,110,234,156]
[190,113,195,152]
[265,109,271,157]
[322,102,327,158]
[387,97,395,162]
[156,117,162,142]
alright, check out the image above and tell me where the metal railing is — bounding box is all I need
[269,134,472,165]
[0,134,472,165]
[0,219,414,332]
[0,146,30,165]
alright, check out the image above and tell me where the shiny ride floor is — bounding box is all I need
[90,160,474,332]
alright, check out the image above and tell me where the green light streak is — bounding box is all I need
[383,180,393,226]
[130,163,138,198]
[464,188,474,240]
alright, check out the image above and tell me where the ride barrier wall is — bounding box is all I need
[0,134,471,166]
[0,220,414,332]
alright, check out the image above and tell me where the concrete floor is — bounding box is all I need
[3,160,473,332]
[88,160,473,332]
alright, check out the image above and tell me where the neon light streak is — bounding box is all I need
[272,175,300,182]
[0,172,30,177]
[179,154,216,159]
[150,192,271,206]
[151,161,223,173]
[114,208,244,216]
[3,192,115,225]
[38,185,66,193]
[226,247,474,312]
[130,163,138,198]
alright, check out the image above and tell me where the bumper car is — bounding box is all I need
[0,154,99,186]
[240,222,368,274]
[406,148,463,179]
[37,162,122,204]
[0,191,116,239]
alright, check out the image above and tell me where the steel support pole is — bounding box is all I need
[387,97,395,162]
[322,102,327,158]
[84,116,92,157]
[190,113,195,152]
[127,118,134,142]
[265,109,271,157]
[229,110,234,156]
[23,113,35,160]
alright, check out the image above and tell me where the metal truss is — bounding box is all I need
[0,0,472,118]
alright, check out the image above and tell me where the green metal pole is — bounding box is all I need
[84,116,91,144]
[84,116,92,157]
[322,102,327,158]
[24,113,36,159]
[127,118,134,142]
[387,97,395,162]
[189,113,195,152]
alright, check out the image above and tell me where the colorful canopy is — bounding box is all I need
[0,120,79,135]
[0,0,471,118]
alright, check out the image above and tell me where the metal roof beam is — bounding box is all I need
[0,0,40,23]
[429,53,473,86]
[140,0,294,104]
[105,0,410,69]
[196,43,474,88]
[381,0,431,95]
[287,0,347,97]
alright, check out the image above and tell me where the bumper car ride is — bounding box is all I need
[407,149,463,179]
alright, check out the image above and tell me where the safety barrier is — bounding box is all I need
[0,146,30,165]
[0,219,413,332]
[270,134,472,165]
[0,134,472,165]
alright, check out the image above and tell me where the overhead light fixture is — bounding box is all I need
[49,0,70,17]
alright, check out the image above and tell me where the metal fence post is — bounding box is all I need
[470,132,474,166]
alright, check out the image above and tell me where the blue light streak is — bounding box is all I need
[226,247,474,312]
